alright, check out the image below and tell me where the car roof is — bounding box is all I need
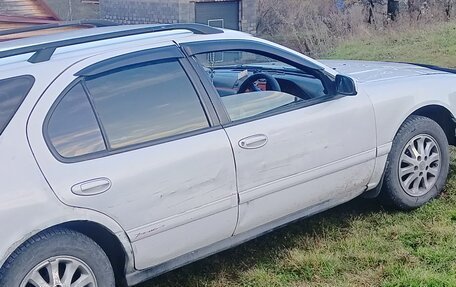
[0,24,252,67]
[0,24,336,79]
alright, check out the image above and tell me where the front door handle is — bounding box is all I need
[239,134,268,149]
[71,178,112,196]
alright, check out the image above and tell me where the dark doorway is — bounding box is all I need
[195,1,240,30]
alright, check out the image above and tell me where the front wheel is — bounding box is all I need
[0,228,115,287]
[380,115,450,210]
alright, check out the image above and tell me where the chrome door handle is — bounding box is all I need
[71,178,112,196]
[239,134,268,149]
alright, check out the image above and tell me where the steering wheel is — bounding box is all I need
[237,73,281,94]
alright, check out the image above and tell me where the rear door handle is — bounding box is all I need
[71,178,112,196]
[239,134,268,149]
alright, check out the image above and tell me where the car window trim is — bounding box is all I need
[44,57,221,164]
[75,45,185,77]
[181,40,324,71]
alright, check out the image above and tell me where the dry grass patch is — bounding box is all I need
[325,21,456,67]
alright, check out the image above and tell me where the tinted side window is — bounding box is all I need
[195,51,327,122]
[0,76,34,135]
[85,60,209,149]
[47,83,106,158]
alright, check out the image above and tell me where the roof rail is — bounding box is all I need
[0,23,223,64]
[0,20,118,37]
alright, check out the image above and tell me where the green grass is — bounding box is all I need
[326,22,456,68]
[137,22,456,287]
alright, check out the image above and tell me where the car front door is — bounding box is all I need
[27,45,238,269]
[182,40,377,234]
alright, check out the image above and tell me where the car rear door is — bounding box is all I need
[27,44,238,269]
[181,40,377,234]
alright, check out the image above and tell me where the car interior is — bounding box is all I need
[195,51,328,121]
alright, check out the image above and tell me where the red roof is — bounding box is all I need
[0,0,61,40]
[0,0,60,21]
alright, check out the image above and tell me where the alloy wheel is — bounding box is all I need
[20,256,97,287]
[399,134,441,197]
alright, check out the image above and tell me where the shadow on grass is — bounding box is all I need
[136,196,389,287]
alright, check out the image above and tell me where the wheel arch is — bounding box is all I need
[377,113,451,208]
[366,103,455,198]
[56,220,130,286]
[409,104,456,145]
[1,213,135,287]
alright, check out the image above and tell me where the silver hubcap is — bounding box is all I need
[399,134,441,197]
[20,256,97,287]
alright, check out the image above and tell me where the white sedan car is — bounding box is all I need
[0,22,455,286]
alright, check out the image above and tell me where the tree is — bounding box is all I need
[365,0,376,24]
[445,0,454,19]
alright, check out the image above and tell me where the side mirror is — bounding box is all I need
[335,74,357,96]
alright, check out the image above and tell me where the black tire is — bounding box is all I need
[0,228,115,287]
[380,115,449,210]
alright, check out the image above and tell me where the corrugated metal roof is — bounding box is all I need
[0,0,62,40]
[0,0,59,19]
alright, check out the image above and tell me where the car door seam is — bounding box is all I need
[220,128,241,236]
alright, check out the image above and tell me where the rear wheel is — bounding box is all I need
[380,115,450,210]
[0,228,115,287]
